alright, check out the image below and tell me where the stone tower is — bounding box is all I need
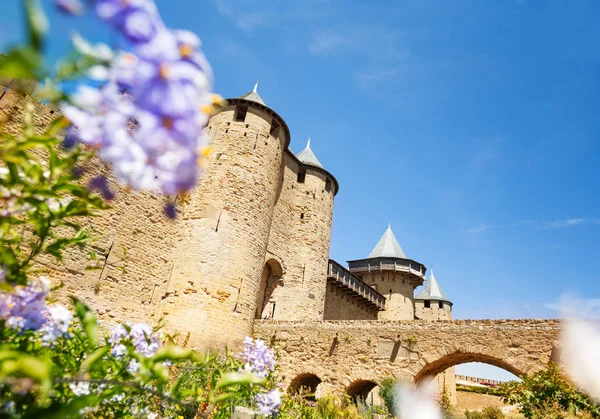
[347,225,425,320]
[161,83,291,349]
[259,138,338,320]
[414,269,453,320]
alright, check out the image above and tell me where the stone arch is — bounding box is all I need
[346,379,378,402]
[414,351,525,384]
[256,258,284,319]
[288,373,322,400]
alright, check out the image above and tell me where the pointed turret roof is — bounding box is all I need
[368,224,407,259]
[415,269,451,303]
[296,138,324,168]
[239,81,265,105]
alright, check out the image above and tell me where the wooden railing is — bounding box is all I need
[327,260,386,310]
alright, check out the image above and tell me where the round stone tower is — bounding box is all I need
[347,225,425,320]
[258,138,338,321]
[414,269,453,320]
[162,83,290,349]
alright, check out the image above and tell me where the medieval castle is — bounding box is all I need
[0,76,559,402]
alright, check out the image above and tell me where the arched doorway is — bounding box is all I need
[414,352,524,383]
[346,379,378,404]
[414,352,524,415]
[256,258,283,319]
[288,373,322,401]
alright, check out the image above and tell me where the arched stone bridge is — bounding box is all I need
[254,319,560,397]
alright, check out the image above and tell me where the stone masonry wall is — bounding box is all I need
[415,300,453,320]
[1,83,181,328]
[323,281,378,320]
[254,320,559,395]
[160,104,287,349]
[263,153,334,321]
[357,271,417,320]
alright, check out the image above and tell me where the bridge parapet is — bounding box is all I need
[254,319,560,394]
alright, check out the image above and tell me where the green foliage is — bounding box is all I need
[500,363,600,418]
[465,406,505,419]
[458,385,504,396]
[440,390,453,418]
[379,377,396,415]
[0,3,276,418]
[174,352,272,419]
[0,107,107,285]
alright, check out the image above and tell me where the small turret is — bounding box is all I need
[296,138,323,168]
[347,224,425,320]
[414,269,453,320]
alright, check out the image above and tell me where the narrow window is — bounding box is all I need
[234,105,248,122]
[270,120,280,137]
[439,301,443,309]
[325,178,331,192]
[300,213,304,219]
[424,300,431,308]
[297,169,306,183]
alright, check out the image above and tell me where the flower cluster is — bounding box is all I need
[0,283,48,331]
[255,389,281,417]
[241,337,277,378]
[59,0,216,196]
[108,323,162,373]
[0,280,72,344]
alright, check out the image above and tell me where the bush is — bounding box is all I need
[379,377,396,415]
[464,406,505,419]
[500,363,600,418]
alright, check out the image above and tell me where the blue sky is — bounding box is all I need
[2,0,599,382]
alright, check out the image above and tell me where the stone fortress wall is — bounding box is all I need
[1,74,560,405]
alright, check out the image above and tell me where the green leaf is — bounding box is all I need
[24,0,48,52]
[152,346,198,363]
[0,48,41,79]
[71,297,100,347]
[0,349,52,401]
[214,372,265,390]
[79,346,110,375]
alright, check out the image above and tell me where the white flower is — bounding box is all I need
[69,381,91,396]
[147,412,158,419]
[395,379,442,419]
[71,32,114,61]
[561,317,600,399]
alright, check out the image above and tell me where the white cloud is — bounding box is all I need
[308,23,408,90]
[463,223,495,235]
[540,218,586,229]
[545,296,600,320]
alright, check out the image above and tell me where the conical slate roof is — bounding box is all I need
[368,224,407,259]
[239,81,265,105]
[415,270,451,302]
[296,138,323,168]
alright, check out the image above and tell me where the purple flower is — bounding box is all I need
[55,0,84,16]
[164,203,176,219]
[88,176,115,200]
[95,0,163,43]
[241,337,277,378]
[40,304,73,345]
[61,1,215,197]
[107,322,161,361]
[256,389,281,417]
[0,282,50,332]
